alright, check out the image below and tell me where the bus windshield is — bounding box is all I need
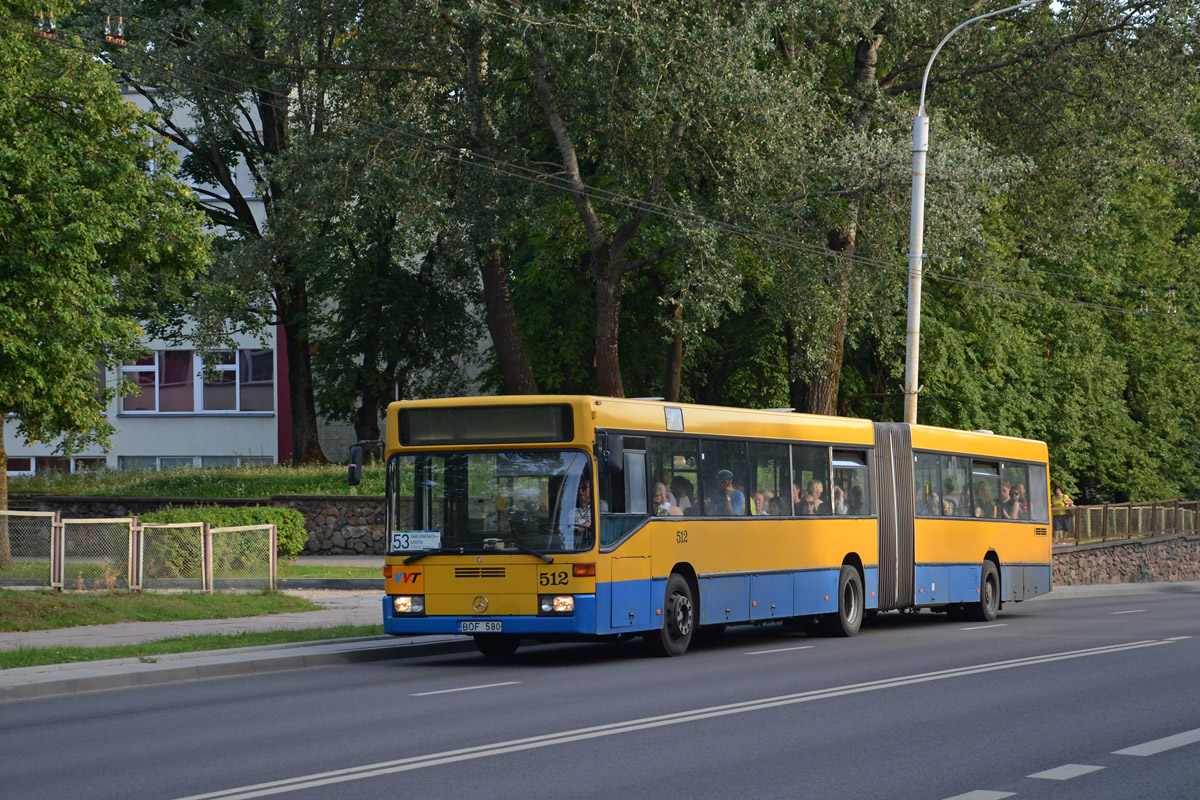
[387,450,594,555]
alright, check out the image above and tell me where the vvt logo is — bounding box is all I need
[394,572,420,584]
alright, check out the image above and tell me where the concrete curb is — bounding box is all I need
[0,635,475,704]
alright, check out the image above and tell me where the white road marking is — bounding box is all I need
[745,645,814,655]
[940,791,1015,800]
[173,638,1179,800]
[960,624,1008,631]
[1028,763,1105,780]
[411,681,520,696]
[1111,610,1145,615]
[1113,727,1200,756]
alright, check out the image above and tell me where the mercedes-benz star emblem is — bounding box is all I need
[472,595,489,613]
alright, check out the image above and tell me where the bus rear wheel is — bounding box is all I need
[970,561,1000,622]
[474,634,521,658]
[824,565,864,637]
[645,573,695,657]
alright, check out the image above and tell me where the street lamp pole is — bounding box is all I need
[903,0,1049,425]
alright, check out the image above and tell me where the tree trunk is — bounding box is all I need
[805,31,880,416]
[480,245,539,394]
[595,261,625,397]
[277,278,328,464]
[665,304,684,402]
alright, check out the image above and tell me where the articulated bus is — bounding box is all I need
[347,396,1052,657]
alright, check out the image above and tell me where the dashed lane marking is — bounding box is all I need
[1113,727,1200,757]
[1028,763,1105,780]
[411,681,520,697]
[744,645,814,655]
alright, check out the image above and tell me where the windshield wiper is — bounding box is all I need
[402,547,460,564]
[502,540,554,563]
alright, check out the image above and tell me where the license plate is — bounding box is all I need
[460,620,502,633]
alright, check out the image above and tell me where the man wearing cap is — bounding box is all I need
[706,469,745,516]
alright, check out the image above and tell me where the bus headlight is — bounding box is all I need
[539,595,574,615]
[393,595,424,615]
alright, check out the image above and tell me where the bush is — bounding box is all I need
[141,505,308,557]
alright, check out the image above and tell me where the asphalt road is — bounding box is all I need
[2,591,1198,800]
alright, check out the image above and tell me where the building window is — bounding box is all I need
[121,350,274,414]
[120,455,275,472]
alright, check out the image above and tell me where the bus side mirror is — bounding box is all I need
[348,444,363,487]
[595,432,624,474]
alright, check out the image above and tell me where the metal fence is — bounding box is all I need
[0,510,56,587]
[141,522,206,590]
[0,511,276,591]
[1056,500,1200,544]
[62,518,134,590]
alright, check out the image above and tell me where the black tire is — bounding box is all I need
[645,573,695,657]
[474,634,521,658]
[970,561,1000,622]
[823,565,864,637]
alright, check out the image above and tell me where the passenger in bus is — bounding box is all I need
[942,497,958,516]
[706,469,745,515]
[768,494,787,515]
[653,482,683,517]
[798,494,818,515]
[919,490,940,516]
[847,485,865,515]
[1010,483,1029,520]
[832,485,848,515]
[1000,482,1013,518]
[974,482,997,518]
[806,480,826,513]
[659,472,678,505]
[753,489,766,515]
[671,476,694,512]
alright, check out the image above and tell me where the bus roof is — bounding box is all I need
[386,396,1045,462]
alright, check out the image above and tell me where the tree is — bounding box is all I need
[104,0,342,463]
[0,3,209,562]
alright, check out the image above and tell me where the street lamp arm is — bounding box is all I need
[917,1,1049,116]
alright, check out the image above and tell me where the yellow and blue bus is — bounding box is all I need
[347,396,1052,657]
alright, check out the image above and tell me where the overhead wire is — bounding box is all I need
[5,13,1192,323]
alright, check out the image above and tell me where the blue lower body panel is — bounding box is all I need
[385,564,895,637]
[913,562,1052,606]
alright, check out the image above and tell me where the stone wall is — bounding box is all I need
[1052,532,1200,585]
[13,494,388,555]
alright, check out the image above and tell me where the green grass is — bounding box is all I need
[0,588,319,632]
[9,463,386,498]
[278,561,380,579]
[0,625,384,670]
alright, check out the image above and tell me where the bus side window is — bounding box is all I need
[832,450,869,515]
[1027,463,1049,523]
[914,452,941,516]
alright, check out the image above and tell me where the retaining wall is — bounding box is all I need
[1051,532,1200,585]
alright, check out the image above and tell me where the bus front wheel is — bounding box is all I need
[474,634,521,658]
[825,565,864,637]
[646,574,695,657]
[970,561,1000,622]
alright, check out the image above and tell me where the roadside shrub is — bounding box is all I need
[141,505,307,557]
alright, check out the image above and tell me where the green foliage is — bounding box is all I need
[10,465,386,498]
[0,0,209,481]
[141,505,308,557]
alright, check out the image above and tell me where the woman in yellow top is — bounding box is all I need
[1051,485,1075,536]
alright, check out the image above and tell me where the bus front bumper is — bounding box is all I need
[382,594,598,636]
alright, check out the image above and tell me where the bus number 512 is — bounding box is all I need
[676,530,688,543]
